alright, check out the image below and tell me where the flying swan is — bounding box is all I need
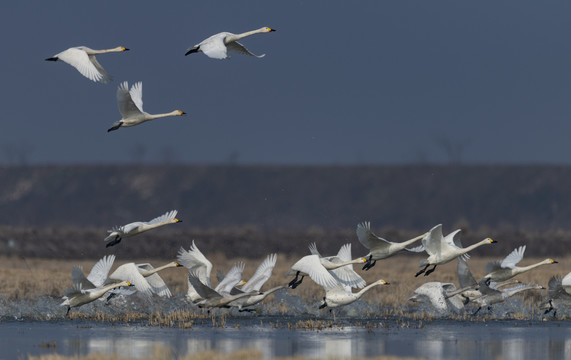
[185,27,276,59]
[108,81,186,132]
[481,245,558,284]
[104,210,181,247]
[45,46,129,83]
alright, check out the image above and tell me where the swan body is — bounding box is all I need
[415,224,496,277]
[108,82,186,132]
[287,247,367,289]
[185,27,276,59]
[177,241,214,302]
[482,245,558,284]
[308,243,366,288]
[61,281,131,316]
[187,270,256,311]
[356,221,426,270]
[46,46,128,83]
[319,279,389,309]
[472,280,544,315]
[104,210,181,247]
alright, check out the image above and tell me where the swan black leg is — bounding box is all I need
[106,235,122,248]
[362,255,376,271]
[424,265,437,276]
[289,272,304,289]
[473,307,482,315]
[415,264,429,277]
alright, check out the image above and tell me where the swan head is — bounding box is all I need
[175,110,186,116]
[174,262,183,267]
[264,27,276,32]
[174,217,182,223]
[486,238,497,244]
[375,279,390,286]
[121,47,129,51]
[547,259,558,264]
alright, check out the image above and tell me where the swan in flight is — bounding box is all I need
[481,245,558,284]
[68,255,116,292]
[406,282,466,316]
[356,221,427,270]
[104,210,181,247]
[415,224,496,277]
[45,46,128,83]
[185,27,276,59]
[135,261,183,298]
[108,81,186,132]
[228,254,285,312]
[106,261,181,298]
[319,279,390,310]
[177,241,214,302]
[287,249,366,289]
[187,269,256,311]
[472,280,544,315]
[308,243,366,289]
[61,281,132,316]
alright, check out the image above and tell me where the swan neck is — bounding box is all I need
[462,239,490,253]
[225,29,265,43]
[355,282,382,298]
[401,234,425,246]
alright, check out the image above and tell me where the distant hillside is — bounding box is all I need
[1,164,570,230]
[1,164,571,259]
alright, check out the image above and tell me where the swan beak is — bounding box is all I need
[179,111,186,115]
[551,259,558,264]
[122,47,130,51]
[361,258,367,263]
[126,282,132,286]
[175,218,182,223]
[267,27,276,32]
[175,262,183,267]
[382,280,390,285]
[489,238,497,243]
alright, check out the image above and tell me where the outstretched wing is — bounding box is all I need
[146,210,178,226]
[242,254,277,292]
[117,81,143,118]
[87,255,115,287]
[227,41,265,58]
[57,47,106,82]
[356,221,391,251]
[500,246,526,269]
[87,55,111,83]
[290,255,338,289]
[177,240,213,287]
[422,224,443,256]
[457,258,477,288]
[215,262,244,295]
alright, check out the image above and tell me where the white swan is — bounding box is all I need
[108,82,186,132]
[356,221,427,270]
[187,270,257,311]
[482,245,558,284]
[415,224,496,277]
[287,252,366,289]
[472,280,544,315]
[135,261,182,298]
[177,241,214,302]
[185,27,276,59]
[308,243,366,289]
[319,279,389,310]
[61,281,131,316]
[214,262,246,296]
[104,210,181,247]
[68,255,116,291]
[228,254,285,312]
[45,46,128,83]
[407,282,466,316]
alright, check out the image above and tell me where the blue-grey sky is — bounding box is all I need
[2,1,571,165]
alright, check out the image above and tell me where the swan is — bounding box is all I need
[45,46,128,83]
[104,210,181,247]
[177,241,214,302]
[228,254,285,312]
[407,282,466,316]
[187,270,257,311]
[415,224,496,277]
[61,281,131,316]
[108,82,186,132]
[308,243,366,288]
[185,27,276,59]
[541,273,571,318]
[319,279,390,310]
[287,249,367,289]
[472,280,544,315]
[213,262,246,296]
[68,255,116,291]
[135,261,183,298]
[481,245,558,284]
[356,221,427,270]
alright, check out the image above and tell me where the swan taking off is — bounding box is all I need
[45,46,128,83]
[356,221,426,271]
[185,27,276,59]
[481,245,558,284]
[108,81,186,132]
[415,224,496,277]
[319,279,390,310]
[104,210,181,247]
[61,281,132,316]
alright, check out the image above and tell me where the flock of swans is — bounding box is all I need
[44,28,569,319]
[60,209,570,318]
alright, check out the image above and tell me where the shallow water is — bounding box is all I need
[2,318,571,360]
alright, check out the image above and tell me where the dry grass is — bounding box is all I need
[0,253,567,310]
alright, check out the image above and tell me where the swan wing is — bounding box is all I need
[404,245,425,253]
[215,262,244,295]
[177,241,213,287]
[56,47,106,82]
[135,263,171,297]
[457,258,477,288]
[71,266,96,290]
[308,242,321,257]
[188,271,221,300]
[199,33,229,59]
[335,243,352,263]
[227,41,265,58]
[329,265,366,289]
[87,55,111,83]
[145,210,178,226]
[356,221,391,251]
[291,255,338,289]
[422,224,443,256]
[478,280,500,296]
[500,245,526,269]
[109,263,152,297]
[444,229,470,261]
[562,271,571,286]
[242,254,277,292]
[128,81,144,113]
[117,81,143,118]
[87,255,115,287]
[485,260,503,274]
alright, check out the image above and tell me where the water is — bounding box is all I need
[2,318,571,359]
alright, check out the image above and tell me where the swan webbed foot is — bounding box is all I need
[362,256,376,271]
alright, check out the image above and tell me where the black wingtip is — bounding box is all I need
[45,57,58,61]
[185,48,199,56]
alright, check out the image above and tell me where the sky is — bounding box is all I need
[2,1,571,165]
